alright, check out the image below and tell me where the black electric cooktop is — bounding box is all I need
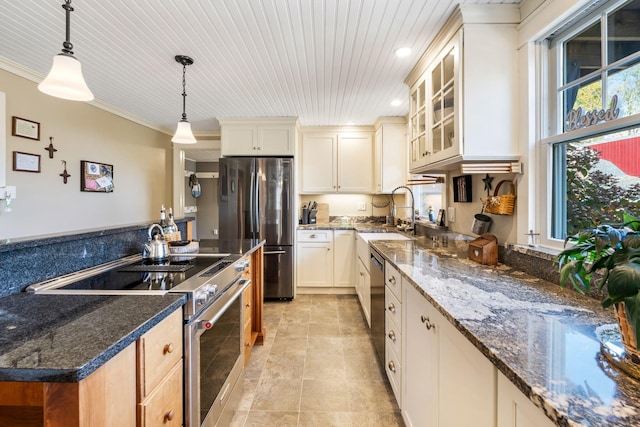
[45,256,234,292]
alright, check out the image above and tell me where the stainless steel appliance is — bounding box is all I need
[218,157,294,299]
[370,247,385,363]
[27,252,251,427]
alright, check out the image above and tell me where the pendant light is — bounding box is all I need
[171,55,197,144]
[38,0,94,102]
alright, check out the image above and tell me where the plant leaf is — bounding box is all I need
[623,295,640,351]
[606,263,640,303]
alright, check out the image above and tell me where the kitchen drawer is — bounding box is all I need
[297,229,333,243]
[137,309,183,399]
[385,310,401,360]
[243,282,253,326]
[385,262,402,301]
[385,287,402,331]
[385,341,402,407]
[138,360,183,427]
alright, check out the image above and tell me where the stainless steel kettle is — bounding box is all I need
[143,224,170,261]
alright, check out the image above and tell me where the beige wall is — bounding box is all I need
[0,69,172,240]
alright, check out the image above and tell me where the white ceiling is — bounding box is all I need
[0,0,520,135]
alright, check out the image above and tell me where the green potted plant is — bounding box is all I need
[557,212,640,355]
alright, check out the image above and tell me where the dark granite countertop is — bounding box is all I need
[0,293,185,382]
[370,237,640,427]
[298,223,407,233]
[0,238,263,383]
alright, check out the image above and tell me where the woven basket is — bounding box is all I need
[163,231,182,242]
[614,302,640,359]
[484,180,516,215]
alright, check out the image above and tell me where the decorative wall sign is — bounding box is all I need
[13,151,41,173]
[452,175,472,203]
[11,116,40,140]
[81,160,114,192]
[565,94,620,131]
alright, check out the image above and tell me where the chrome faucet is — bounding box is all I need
[391,185,416,235]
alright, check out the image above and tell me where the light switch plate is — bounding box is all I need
[357,202,366,211]
[0,186,16,199]
[447,207,456,222]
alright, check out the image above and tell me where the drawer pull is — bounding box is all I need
[164,409,174,423]
[246,342,251,347]
[388,276,396,285]
[245,302,251,308]
[310,234,318,238]
[163,343,174,354]
[388,330,396,341]
[388,360,396,372]
[387,303,396,313]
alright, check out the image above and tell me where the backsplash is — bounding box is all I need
[0,220,190,297]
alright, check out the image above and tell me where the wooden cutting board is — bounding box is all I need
[315,203,329,223]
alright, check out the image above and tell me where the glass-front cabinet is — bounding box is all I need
[410,35,460,171]
[407,5,520,173]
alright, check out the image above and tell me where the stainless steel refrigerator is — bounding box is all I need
[218,157,294,299]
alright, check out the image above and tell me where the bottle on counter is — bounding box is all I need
[159,204,168,229]
[166,208,178,234]
[428,206,435,222]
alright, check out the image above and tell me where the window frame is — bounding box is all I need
[537,0,640,249]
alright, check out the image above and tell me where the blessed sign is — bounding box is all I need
[565,94,620,131]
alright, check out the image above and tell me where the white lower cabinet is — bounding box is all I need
[356,257,371,326]
[497,372,555,427]
[334,230,355,287]
[385,280,402,406]
[296,231,333,287]
[296,229,355,291]
[402,281,495,427]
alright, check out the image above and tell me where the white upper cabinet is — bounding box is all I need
[300,130,373,193]
[220,117,297,156]
[374,117,407,194]
[406,5,520,173]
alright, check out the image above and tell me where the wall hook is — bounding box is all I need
[45,137,58,159]
[60,160,70,184]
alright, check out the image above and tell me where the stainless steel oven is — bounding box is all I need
[185,273,249,427]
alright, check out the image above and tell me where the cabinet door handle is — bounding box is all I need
[388,276,396,285]
[245,302,251,308]
[163,343,174,354]
[388,360,396,372]
[388,330,396,341]
[164,409,174,422]
[387,303,396,313]
[421,315,435,330]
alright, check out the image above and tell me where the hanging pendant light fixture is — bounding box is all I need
[38,0,94,101]
[171,55,197,144]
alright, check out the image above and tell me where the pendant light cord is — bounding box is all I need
[181,63,188,121]
[61,0,74,56]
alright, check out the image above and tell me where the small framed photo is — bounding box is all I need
[11,116,40,140]
[13,151,41,173]
[81,160,114,192]
[452,175,473,203]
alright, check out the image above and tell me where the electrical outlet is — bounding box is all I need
[213,229,218,235]
[447,207,456,222]
[357,202,366,211]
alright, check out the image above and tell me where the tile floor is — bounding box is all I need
[230,294,404,426]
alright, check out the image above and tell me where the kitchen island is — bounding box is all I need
[0,238,265,427]
[371,236,639,427]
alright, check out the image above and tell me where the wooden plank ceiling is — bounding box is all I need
[0,0,519,133]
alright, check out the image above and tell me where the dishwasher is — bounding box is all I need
[370,247,385,364]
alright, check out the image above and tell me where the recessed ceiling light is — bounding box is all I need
[391,99,402,106]
[394,47,412,58]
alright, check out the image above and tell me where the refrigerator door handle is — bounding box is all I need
[249,169,256,235]
[264,250,286,255]
[254,167,261,236]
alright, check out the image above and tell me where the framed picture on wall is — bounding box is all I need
[11,117,40,140]
[81,160,114,192]
[13,151,41,172]
[452,175,472,203]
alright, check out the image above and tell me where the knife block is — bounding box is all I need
[468,233,498,266]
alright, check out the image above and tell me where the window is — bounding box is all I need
[547,0,640,240]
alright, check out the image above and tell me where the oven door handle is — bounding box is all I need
[197,279,251,333]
